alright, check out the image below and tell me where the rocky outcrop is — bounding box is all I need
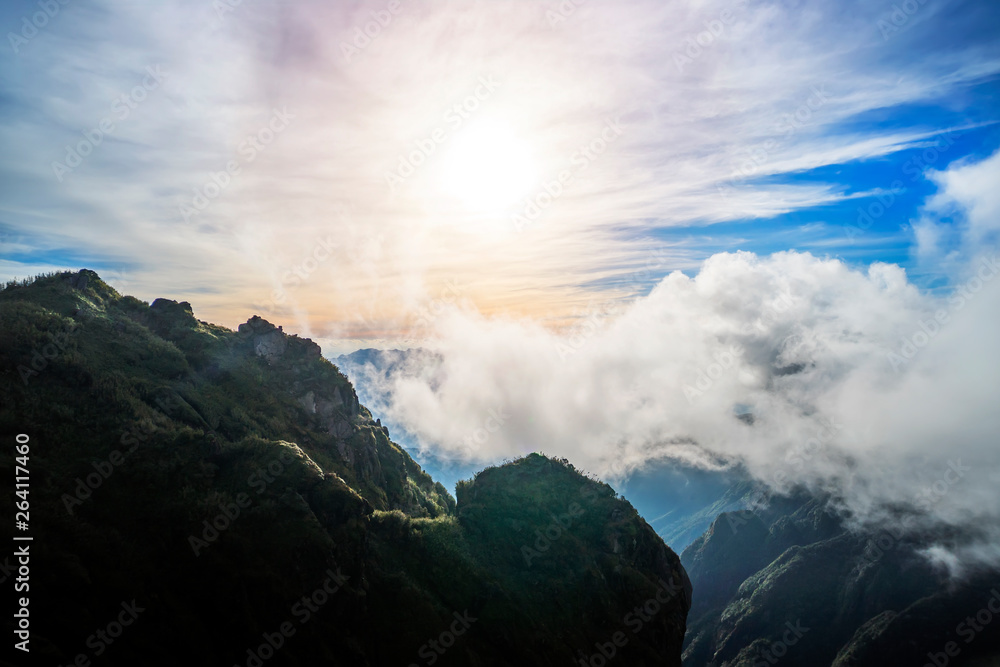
[67,269,91,290]
[238,315,288,363]
[236,316,363,438]
[149,297,200,333]
[297,378,359,439]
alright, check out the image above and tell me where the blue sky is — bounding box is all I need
[3,0,1000,570]
[2,0,999,352]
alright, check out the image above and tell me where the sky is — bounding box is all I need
[2,0,1000,572]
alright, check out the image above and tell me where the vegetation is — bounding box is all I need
[0,269,689,666]
[680,494,1000,666]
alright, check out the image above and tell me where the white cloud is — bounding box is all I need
[376,247,1000,568]
[2,0,999,332]
[928,150,1000,244]
[909,148,1000,284]
[2,0,998,572]
[374,150,1000,572]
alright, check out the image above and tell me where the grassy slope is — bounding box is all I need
[0,270,689,666]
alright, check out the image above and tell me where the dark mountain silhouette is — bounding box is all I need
[680,489,1000,666]
[0,270,690,666]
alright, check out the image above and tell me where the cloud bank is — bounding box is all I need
[375,150,1000,574]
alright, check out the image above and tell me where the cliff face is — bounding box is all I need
[680,490,1000,667]
[0,270,690,666]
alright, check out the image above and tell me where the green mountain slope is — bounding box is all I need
[680,491,1000,666]
[0,270,690,666]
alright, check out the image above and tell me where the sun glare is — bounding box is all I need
[436,119,540,215]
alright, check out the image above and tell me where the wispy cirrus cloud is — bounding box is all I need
[365,148,1000,575]
[0,0,997,344]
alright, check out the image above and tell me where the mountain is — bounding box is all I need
[617,464,751,552]
[335,347,747,551]
[335,347,482,494]
[0,270,690,666]
[337,343,1000,667]
[680,488,1000,666]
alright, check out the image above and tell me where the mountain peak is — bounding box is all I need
[1,273,693,665]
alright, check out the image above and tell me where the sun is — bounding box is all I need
[435,119,540,215]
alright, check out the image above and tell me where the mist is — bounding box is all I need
[367,149,1000,575]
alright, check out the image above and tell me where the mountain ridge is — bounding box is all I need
[0,269,690,665]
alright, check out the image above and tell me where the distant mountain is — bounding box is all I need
[336,347,750,552]
[617,463,750,552]
[680,488,1000,666]
[0,270,690,666]
[336,344,1000,666]
[335,347,431,383]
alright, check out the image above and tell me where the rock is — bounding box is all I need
[237,316,288,363]
[336,440,353,464]
[67,270,90,290]
[329,418,353,439]
[253,329,287,363]
[238,315,277,335]
[151,298,194,314]
[299,391,317,414]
